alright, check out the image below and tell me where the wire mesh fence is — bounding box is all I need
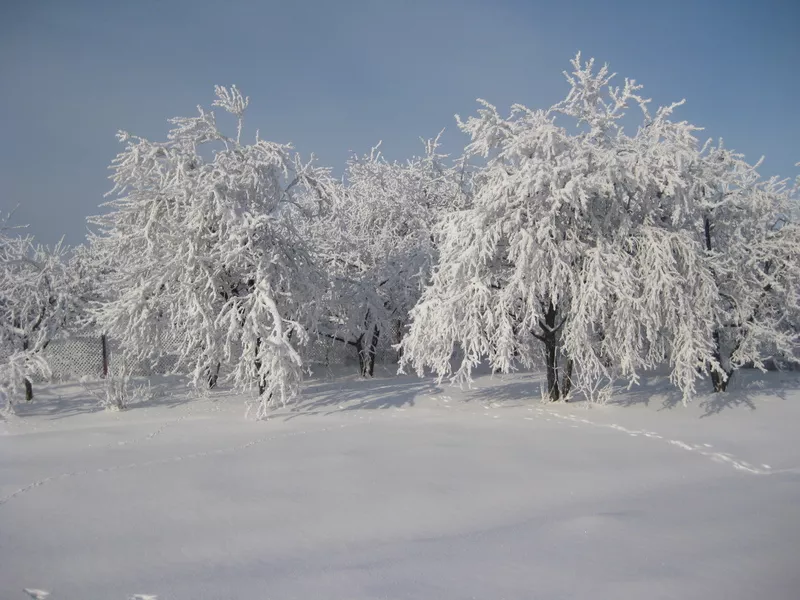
[13,327,403,384]
[23,333,182,382]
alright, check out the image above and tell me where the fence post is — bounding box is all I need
[101,334,108,379]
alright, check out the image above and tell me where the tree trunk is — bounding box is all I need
[541,302,561,402]
[710,328,732,393]
[354,326,381,378]
[101,334,109,379]
[392,319,404,360]
[366,325,380,377]
[207,362,221,389]
[354,334,366,377]
[22,336,34,401]
[254,338,266,396]
[545,340,560,402]
[706,218,731,393]
[710,369,729,392]
[561,358,574,400]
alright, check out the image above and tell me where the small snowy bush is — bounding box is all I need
[80,373,153,411]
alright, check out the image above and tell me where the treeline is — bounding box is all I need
[2,56,798,414]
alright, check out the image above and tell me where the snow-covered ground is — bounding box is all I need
[2,368,800,599]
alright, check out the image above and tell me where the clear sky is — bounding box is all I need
[1,0,798,245]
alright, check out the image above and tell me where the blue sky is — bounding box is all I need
[1,0,798,245]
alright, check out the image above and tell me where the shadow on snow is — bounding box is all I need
[8,364,800,422]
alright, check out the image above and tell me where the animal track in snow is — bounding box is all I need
[0,421,367,509]
[524,406,775,476]
[668,440,694,451]
[105,414,192,449]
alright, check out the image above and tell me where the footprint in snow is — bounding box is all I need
[668,440,694,451]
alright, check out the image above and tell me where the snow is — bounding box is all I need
[2,369,800,599]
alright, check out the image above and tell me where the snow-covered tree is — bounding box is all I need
[0,218,78,406]
[89,86,332,417]
[696,145,800,391]
[399,55,740,402]
[306,136,469,376]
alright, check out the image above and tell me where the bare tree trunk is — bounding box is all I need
[207,362,221,389]
[393,319,404,360]
[561,358,574,400]
[710,369,729,392]
[706,217,732,393]
[541,302,561,402]
[354,335,366,377]
[710,329,732,392]
[101,334,109,379]
[254,338,265,396]
[366,325,380,377]
[22,336,34,401]
[354,326,381,378]
[545,340,560,402]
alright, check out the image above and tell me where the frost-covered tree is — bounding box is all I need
[0,218,78,405]
[306,137,468,376]
[696,145,800,391]
[400,55,737,402]
[89,86,332,417]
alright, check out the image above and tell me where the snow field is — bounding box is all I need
[2,370,800,599]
